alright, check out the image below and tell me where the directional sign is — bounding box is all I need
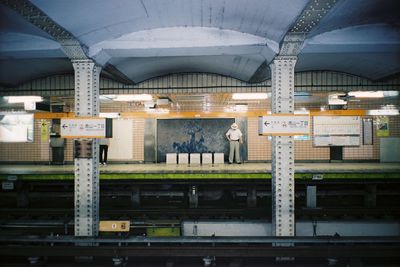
[60,118,106,138]
[259,115,310,135]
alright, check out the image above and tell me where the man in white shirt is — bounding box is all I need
[225,123,243,164]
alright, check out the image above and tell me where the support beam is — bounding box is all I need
[267,0,340,241]
[72,60,101,237]
[270,56,297,237]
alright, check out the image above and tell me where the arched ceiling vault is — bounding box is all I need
[0,0,399,88]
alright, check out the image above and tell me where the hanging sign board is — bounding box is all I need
[259,115,310,135]
[60,118,106,138]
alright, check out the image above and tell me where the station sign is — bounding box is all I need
[60,118,106,138]
[259,115,310,135]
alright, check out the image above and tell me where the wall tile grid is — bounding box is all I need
[247,117,271,161]
[132,118,145,161]
[0,120,48,162]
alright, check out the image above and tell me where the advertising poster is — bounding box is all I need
[377,117,389,137]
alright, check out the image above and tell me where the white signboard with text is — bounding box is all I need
[313,116,361,135]
[313,116,361,147]
[60,118,106,138]
[259,115,310,135]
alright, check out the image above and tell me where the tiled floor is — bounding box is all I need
[0,162,399,174]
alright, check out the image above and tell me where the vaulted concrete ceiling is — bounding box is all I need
[0,0,399,87]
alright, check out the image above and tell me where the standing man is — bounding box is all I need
[225,123,243,164]
[99,138,109,165]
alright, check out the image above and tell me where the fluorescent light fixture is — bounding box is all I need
[367,109,399,116]
[7,96,43,103]
[224,104,248,113]
[24,102,36,111]
[99,112,120,118]
[383,91,399,97]
[113,94,152,102]
[156,98,170,105]
[100,95,116,101]
[235,104,248,112]
[294,92,312,97]
[348,91,384,98]
[348,91,399,98]
[232,93,268,100]
[328,93,347,105]
[224,106,235,113]
[294,108,309,115]
[146,108,169,114]
[144,101,155,108]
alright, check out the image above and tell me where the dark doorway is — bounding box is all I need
[330,146,343,161]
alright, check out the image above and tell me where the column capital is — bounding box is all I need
[271,56,298,64]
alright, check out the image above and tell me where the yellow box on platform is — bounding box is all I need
[146,227,180,237]
[99,221,130,232]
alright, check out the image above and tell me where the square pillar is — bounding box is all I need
[72,60,101,237]
[270,56,297,237]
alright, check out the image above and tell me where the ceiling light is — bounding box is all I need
[348,91,384,98]
[367,109,399,116]
[294,108,309,115]
[7,96,43,103]
[113,94,152,102]
[347,91,399,98]
[144,101,155,108]
[383,91,399,97]
[235,104,248,112]
[328,93,347,105]
[224,106,235,113]
[232,93,268,100]
[156,98,170,105]
[99,113,120,118]
[146,108,169,114]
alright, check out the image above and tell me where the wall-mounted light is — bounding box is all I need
[232,93,268,100]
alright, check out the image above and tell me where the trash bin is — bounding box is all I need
[50,137,65,165]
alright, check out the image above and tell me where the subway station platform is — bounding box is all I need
[1,163,399,180]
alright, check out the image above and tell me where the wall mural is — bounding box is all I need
[157,118,235,162]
